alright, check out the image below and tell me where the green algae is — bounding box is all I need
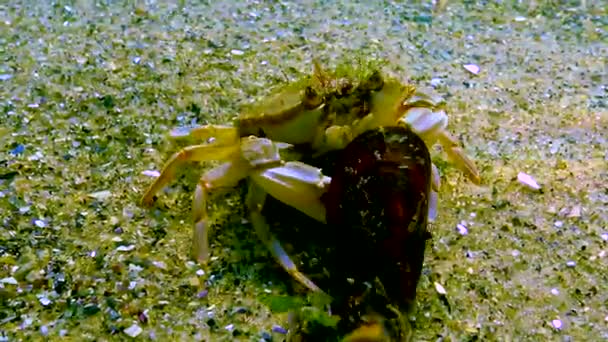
[0,1,607,341]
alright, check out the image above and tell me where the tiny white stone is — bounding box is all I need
[554,221,564,228]
[511,250,520,257]
[463,64,480,75]
[551,288,559,295]
[124,324,143,337]
[514,16,527,22]
[39,297,51,306]
[517,172,541,190]
[0,277,18,285]
[231,49,245,56]
[116,245,135,252]
[601,233,608,241]
[196,269,205,276]
[551,319,562,329]
[566,261,576,267]
[225,324,234,331]
[456,223,468,235]
[434,282,447,295]
[88,190,112,201]
[34,219,46,228]
[142,170,160,178]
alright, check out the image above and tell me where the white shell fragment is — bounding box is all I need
[551,319,563,330]
[456,223,468,235]
[88,190,112,201]
[142,170,161,178]
[517,172,541,190]
[1,277,18,285]
[463,64,480,75]
[434,282,447,295]
[124,324,143,337]
[116,244,136,252]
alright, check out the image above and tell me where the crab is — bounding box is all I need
[139,60,480,293]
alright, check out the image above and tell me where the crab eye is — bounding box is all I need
[364,70,384,91]
[303,86,323,109]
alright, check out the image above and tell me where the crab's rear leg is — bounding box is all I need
[140,144,241,207]
[248,161,332,293]
[192,160,251,262]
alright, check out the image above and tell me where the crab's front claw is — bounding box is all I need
[398,107,481,185]
[437,130,481,184]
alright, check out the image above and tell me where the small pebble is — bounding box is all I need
[551,319,562,330]
[231,49,245,56]
[1,277,18,285]
[10,144,25,155]
[272,324,287,334]
[34,219,46,228]
[511,250,520,257]
[132,57,141,64]
[0,74,13,81]
[434,282,447,295]
[39,296,51,306]
[142,170,160,178]
[116,244,135,252]
[551,288,560,295]
[40,325,49,336]
[225,324,234,332]
[456,223,468,235]
[124,324,143,337]
[601,233,608,241]
[566,261,576,268]
[517,172,541,190]
[88,190,112,201]
[430,78,442,87]
[196,269,205,276]
[554,221,564,228]
[260,331,272,341]
[231,306,249,315]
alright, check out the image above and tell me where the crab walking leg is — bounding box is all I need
[169,124,239,145]
[140,144,241,206]
[192,160,251,262]
[246,181,323,293]
[436,130,481,184]
[428,164,441,223]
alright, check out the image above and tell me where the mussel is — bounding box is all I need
[289,126,433,341]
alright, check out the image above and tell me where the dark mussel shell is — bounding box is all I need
[321,126,433,339]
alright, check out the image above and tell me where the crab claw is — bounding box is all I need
[398,107,481,185]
